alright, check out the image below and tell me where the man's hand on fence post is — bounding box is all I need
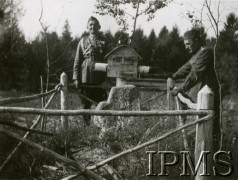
[167,77,175,91]
[171,87,183,96]
[73,80,79,89]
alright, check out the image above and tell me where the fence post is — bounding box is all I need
[195,85,214,180]
[40,76,46,131]
[167,78,174,110]
[60,72,68,130]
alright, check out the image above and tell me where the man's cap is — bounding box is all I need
[184,29,201,40]
[87,16,101,29]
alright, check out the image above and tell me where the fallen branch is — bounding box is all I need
[61,174,80,180]
[0,84,61,105]
[0,120,54,136]
[62,163,122,180]
[0,127,103,180]
[101,164,121,180]
[43,165,59,171]
[87,113,213,170]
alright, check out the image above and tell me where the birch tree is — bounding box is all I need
[95,0,173,41]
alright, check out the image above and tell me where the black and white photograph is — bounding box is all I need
[0,0,237,179]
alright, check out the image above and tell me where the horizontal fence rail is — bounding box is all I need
[0,84,62,105]
[45,78,183,90]
[0,107,211,117]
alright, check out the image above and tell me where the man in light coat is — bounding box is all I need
[73,16,108,126]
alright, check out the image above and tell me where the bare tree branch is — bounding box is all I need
[207,13,217,35]
[204,0,223,150]
[131,0,141,37]
[205,0,219,35]
[138,2,153,16]
[39,0,50,92]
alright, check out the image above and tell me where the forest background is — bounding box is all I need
[0,1,237,97]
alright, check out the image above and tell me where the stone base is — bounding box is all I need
[93,85,140,138]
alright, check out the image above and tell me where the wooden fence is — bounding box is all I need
[167,78,214,180]
[0,73,214,180]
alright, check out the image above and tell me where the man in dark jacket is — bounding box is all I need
[73,16,108,126]
[170,29,221,151]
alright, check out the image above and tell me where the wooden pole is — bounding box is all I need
[0,107,210,117]
[167,78,174,110]
[60,72,69,158]
[195,85,214,180]
[60,72,68,130]
[166,78,175,151]
[0,87,59,105]
[40,76,46,131]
